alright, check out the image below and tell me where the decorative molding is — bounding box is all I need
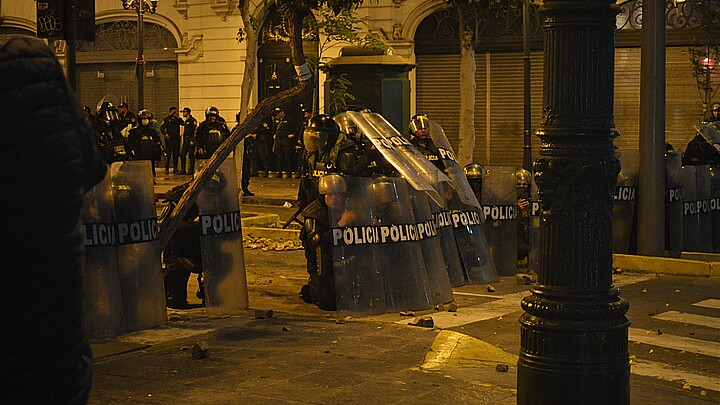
[211,0,235,22]
[173,0,189,19]
[176,33,204,62]
[392,23,403,41]
[391,0,406,8]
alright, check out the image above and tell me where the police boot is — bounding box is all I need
[164,263,191,309]
[196,273,205,303]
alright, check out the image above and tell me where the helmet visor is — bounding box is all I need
[409,115,430,133]
[303,128,327,152]
[335,113,357,138]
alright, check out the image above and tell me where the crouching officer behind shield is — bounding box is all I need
[299,174,350,310]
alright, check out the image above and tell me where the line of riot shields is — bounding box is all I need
[325,112,499,315]
[82,158,248,337]
[612,122,720,256]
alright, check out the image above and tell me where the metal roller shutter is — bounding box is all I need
[77,62,178,117]
[488,52,544,166]
[613,46,703,153]
[666,47,705,151]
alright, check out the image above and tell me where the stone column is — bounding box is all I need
[517,1,630,404]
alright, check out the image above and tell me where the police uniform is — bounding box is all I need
[195,118,230,159]
[179,113,198,174]
[161,111,184,173]
[128,123,163,176]
[411,136,446,172]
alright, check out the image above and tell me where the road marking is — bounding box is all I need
[629,328,720,359]
[653,311,720,330]
[693,298,720,310]
[631,359,720,392]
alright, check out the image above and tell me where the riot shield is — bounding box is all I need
[696,164,713,252]
[328,177,386,315]
[82,170,125,337]
[695,122,720,154]
[481,166,518,276]
[409,188,454,305]
[346,111,447,207]
[372,177,432,312]
[681,165,700,251]
[527,180,542,274]
[665,150,683,256]
[430,193,466,288]
[612,149,640,254]
[427,120,481,209]
[111,161,166,331]
[447,188,499,284]
[710,165,720,253]
[197,157,249,314]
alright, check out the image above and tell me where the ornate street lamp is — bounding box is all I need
[121,0,158,110]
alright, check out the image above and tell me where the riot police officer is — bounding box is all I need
[299,174,348,310]
[409,113,446,172]
[128,109,163,176]
[464,163,483,204]
[195,106,230,159]
[95,101,131,164]
[298,114,346,209]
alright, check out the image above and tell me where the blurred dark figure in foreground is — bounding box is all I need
[0,36,107,404]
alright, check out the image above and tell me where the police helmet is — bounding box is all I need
[304,114,340,152]
[371,176,396,205]
[97,101,119,123]
[516,169,532,188]
[205,106,220,120]
[318,174,347,195]
[334,112,358,140]
[464,163,483,179]
[138,109,152,120]
[409,114,430,135]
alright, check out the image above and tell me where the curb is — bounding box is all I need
[241,213,280,227]
[613,253,720,279]
[243,227,301,240]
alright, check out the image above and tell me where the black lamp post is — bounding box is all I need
[517,0,630,403]
[121,0,158,110]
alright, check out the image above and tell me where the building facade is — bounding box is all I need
[0,0,708,167]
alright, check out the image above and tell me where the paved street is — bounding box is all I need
[83,173,720,404]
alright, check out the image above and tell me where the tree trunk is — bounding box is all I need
[159,4,314,249]
[457,27,477,167]
[238,0,258,122]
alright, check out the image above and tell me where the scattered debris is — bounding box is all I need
[675,289,681,293]
[447,303,458,313]
[399,311,416,317]
[682,382,692,390]
[613,267,623,274]
[642,289,648,293]
[255,309,274,319]
[283,201,293,208]
[657,330,662,335]
[192,341,210,359]
[495,363,509,372]
[487,285,496,293]
[282,326,291,332]
[323,349,330,353]
[243,236,303,251]
[434,304,445,311]
[335,319,346,324]
[516,273,535,285]
[409,316,435,328]
[180,346,188,352]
